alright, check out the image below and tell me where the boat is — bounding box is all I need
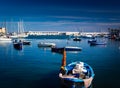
[65,46,82,51]
[22,40,31,45]
[59,49,95,88]
[81,34,94,39]
[51,46,82,53]
[13,40,22,50]
[90,42,106,46]
[88,39,97,43]
[0,36,12,41]
[38,42,56,47]
[51,47,64,53]
[73,37,81,41]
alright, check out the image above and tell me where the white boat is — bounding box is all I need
[38,42,56,47]
[17,33,28,38]
[0,36,12,41]
[81,34,94,38]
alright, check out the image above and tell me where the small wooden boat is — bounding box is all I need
[38,42,56,47]
[73,37,81,41]
[59,49,95,88]
[51,46,82,53]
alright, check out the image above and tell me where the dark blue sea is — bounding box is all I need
[0,36,120,88]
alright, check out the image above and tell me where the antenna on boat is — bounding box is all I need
[61,48,66,68]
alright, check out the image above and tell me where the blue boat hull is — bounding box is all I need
[90,42,106,45]
[65,47,81,51]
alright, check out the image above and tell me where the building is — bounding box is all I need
[0,27,6,35]
[28,31,80,36]
[28,31,108,37]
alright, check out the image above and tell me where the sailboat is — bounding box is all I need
[17,21,28,38]
[10,20,28,38]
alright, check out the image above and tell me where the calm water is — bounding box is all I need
[0,37,120,88]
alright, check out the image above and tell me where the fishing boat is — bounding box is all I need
[90,42,106,46]
[59,49,95,88]
[38,42,56,47]
[51,46,82,53]
[13,40,22,50]
[65,46,82,51]
[22,40,31,45]
[51,47,64,53]
[88,39,97,43]
[73,37,81,41]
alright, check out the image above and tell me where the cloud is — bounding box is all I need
[95,22,120,26]
[50,16,92,20]
[86,9,120,13]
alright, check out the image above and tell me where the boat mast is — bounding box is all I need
[18,22,19,34]
[61,48,66,67]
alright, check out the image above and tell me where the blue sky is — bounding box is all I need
[0,0,120,32]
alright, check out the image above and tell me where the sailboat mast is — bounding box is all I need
[18,22,20,34]
[21,20,24,33]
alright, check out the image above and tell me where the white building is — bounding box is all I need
[28,31,80,36]
[28,31,108,36]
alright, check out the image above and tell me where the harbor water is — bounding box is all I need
[0,36,120,88]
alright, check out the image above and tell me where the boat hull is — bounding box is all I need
[38,42,56,47]
[88,39,97,43]
[90,42,106,45]
[23,41,31,45]
[73,38,81,41]
[51,47,64,53]
[0,38,12,41]
[65,47,82,51]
